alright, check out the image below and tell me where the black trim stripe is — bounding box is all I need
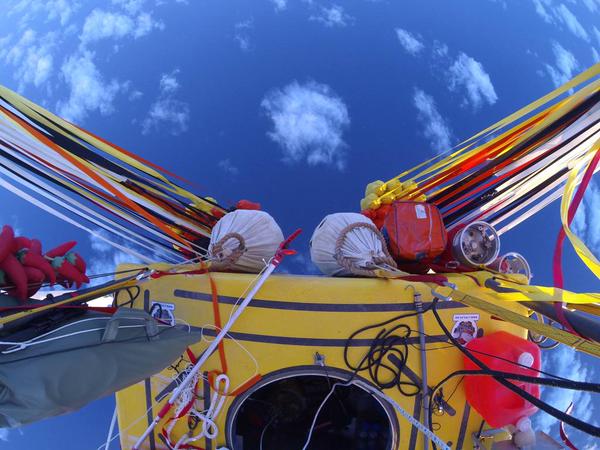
[456,403,471,450]
[204,371,212,450]
[200,327,449,347]
[144,288,156,450]
[409,394,422,450]
[154,332,448,401]
[174,289,465,313]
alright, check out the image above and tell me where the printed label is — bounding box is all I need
[150,301,176,326]
[451,313,480,346]
[415,204,428,219]
[452,313,480,322]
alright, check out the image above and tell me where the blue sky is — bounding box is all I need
[0,0,599,448]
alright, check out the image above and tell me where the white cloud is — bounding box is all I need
[88,231,144,285]
[159,70,179,93]
[80,9,163,46]
[234,19,253,51]
[112,0,146,15]
[573,181,600,256]
[395,28,424,55]
[448,52,498,109]
[554,4,589,41]
[532,1,591,42]
[0,428,7,441]
[3,30,36,66]
[270,0,287,11]
[129,89,143,100]
[310,5,353,27]
[0,29,56,92]
[532,0,554,23]
[142,69,190,135]
[135,12,164,37]
[534,346,595,435]
[57,51,126,123]
[413,88,453,155]
[583,0,600,12]
[545,41,579,88]
[432,40,449,58]
[572,199,587,238]
[235,35,251,51]
[261,80,350,170]
[8,0,78,26]
[593,48,600,64]
[594,27,600,47]
[218,159,239,176]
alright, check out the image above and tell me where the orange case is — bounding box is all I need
[383,201,447,261]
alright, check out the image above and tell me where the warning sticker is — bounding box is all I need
[415,204,427,219]
[150,301,176,326]
[451,313,480,346]
[453,313,480,322]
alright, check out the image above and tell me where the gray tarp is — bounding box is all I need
[0,307,201,427]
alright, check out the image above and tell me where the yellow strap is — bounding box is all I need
[449,289,600,358]
[459,63,600,145]
[0,86,170,183]
[378,65,600,202]
[0,276,140,327]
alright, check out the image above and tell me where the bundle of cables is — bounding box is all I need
[343,308,431,397]
[0,85,228,263]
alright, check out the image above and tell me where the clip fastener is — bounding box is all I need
[431,282,456,302]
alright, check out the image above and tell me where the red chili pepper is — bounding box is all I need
[20,250,56,284]
[0,253,27,300]
[45,241,77,258]
[70,252,86,274]
[55,259,88,289]
[30,239,42,254]
[0,225,14,264]
[12,236,32,252]
[23,266,44,297]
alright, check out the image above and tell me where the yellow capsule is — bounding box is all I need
[370,198,382,209]
[402,180,418,191]
[360,198,370,211]
[387,179,402,192]
[381,194,394,204]
[365,180,384,197]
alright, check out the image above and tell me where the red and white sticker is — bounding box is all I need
[415,204,427,219]
[451,313,480,346]
[150,301,176,326]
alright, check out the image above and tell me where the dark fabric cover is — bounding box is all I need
[0,307,200,427]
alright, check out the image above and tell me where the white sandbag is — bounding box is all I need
[310,212,396,277]
[208,210,284,273]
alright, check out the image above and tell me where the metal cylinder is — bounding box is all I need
[451,221,500,267]
[489,252,532,281]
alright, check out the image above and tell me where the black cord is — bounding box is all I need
[343,308,431,397]
[411,326,573,382]
[112,285,141,308]
[429,297,600,449]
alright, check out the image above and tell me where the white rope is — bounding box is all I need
[96,402,155,450]
[104,406,118,450]
[198,323,259,381]
[0,317,175,354]
[352,380,451,450]
[174,374,230,449]
[226,259,272,324]
[300,380,353,450]
[300,380,450,450]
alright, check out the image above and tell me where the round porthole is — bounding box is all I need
[226,366,398,450]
